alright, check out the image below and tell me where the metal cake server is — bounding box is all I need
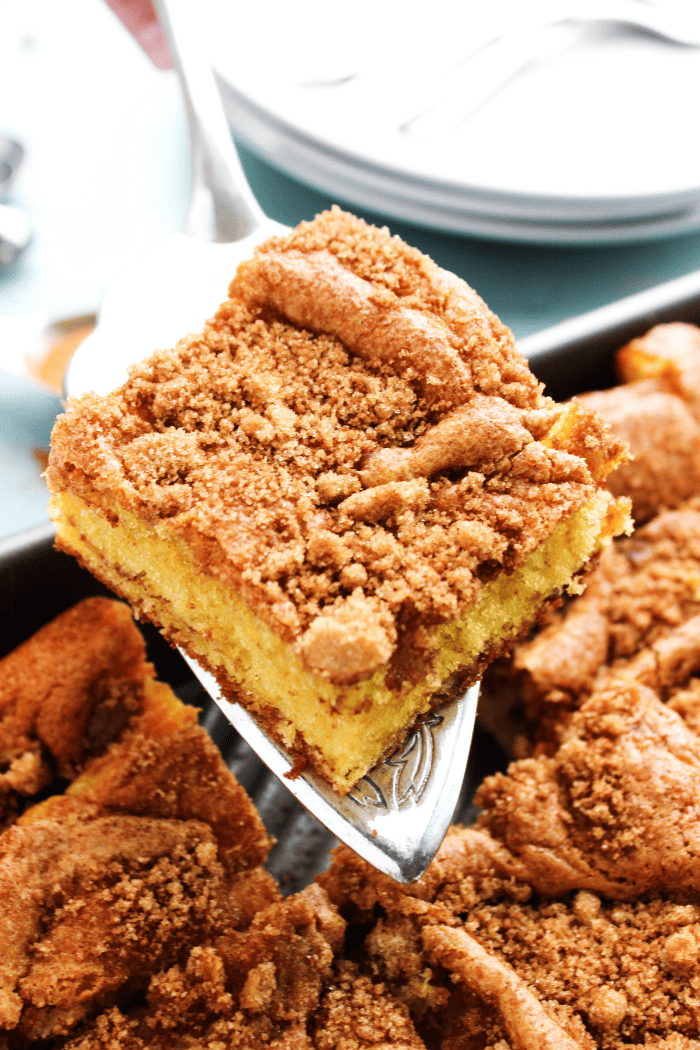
[64,0,479,882]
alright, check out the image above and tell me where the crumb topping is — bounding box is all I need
[48,209,625,684]
[0,814,228,1040]
[323,821,700,1050]
[233,208,540,411]
[476,676,700,900]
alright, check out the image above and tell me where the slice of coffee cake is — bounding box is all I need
[47,208,630,794]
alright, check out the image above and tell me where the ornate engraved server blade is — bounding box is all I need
[180,652,479,882]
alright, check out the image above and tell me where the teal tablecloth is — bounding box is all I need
[237,143,700,341]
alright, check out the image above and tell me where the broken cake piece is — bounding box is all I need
[615,321,700,416]
[0,602,275,1042]
[579,380,700,525]
[500,497,700,753]
[0,597,154,831]
[47,208,630,794]
[475,674,700,901]
[571,323,700,526]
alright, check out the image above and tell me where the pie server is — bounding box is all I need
[64,0,479,882]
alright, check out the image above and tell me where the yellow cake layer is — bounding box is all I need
[50,488,618,793]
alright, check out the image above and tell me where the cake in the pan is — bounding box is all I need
[322,822,700,1050]
[10,592,700,1048]
[579,381,700,525]
[476,674,700,902]
[47,208,631,794]
[570,322,700,526]
[504,497,700,753]
[320,661,700,1050]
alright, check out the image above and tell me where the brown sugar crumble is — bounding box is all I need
[48,208,626,686]
[15,320,700,1049]
[321,818,700,1050]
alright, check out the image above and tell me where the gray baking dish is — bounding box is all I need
[3,263,699,887]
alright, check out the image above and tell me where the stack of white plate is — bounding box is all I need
[207,0,700,244]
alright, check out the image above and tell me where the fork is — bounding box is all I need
[400,0,700,137]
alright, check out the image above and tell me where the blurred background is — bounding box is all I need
[2,0,700,538]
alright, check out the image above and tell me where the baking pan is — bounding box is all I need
[3,264,699,888]
[522,266,700,398]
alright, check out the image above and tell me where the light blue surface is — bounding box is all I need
[0,372,59,536]
[2,0,700,541]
